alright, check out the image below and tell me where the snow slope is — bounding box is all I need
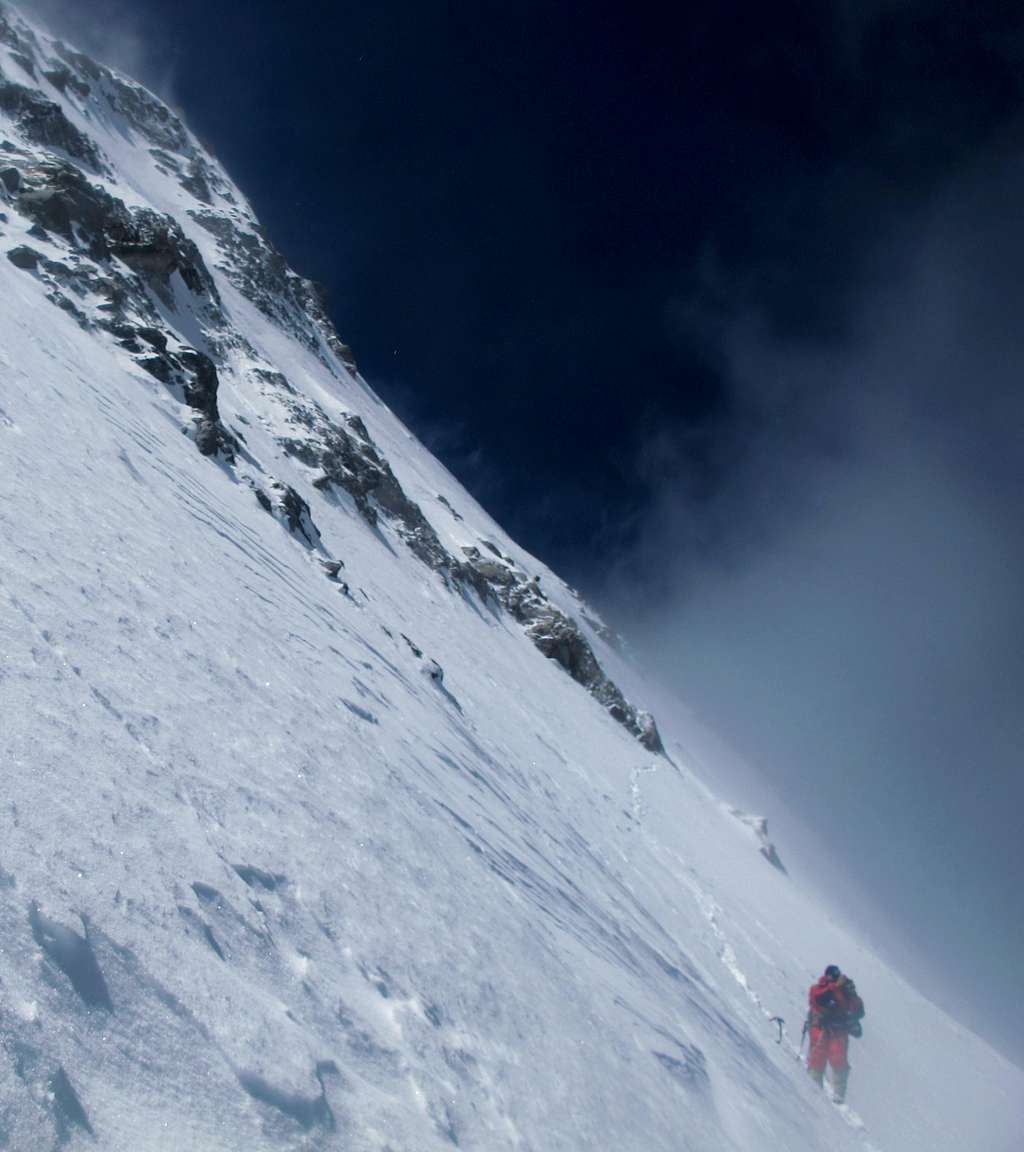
[0,5,1021,1149]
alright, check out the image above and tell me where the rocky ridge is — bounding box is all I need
[0,1,661,753]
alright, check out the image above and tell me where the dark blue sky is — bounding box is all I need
[27,0,1024,1065]
[49,1,1022,577]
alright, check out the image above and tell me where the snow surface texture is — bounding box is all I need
[0,5,1021,1149]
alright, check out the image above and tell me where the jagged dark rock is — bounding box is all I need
[190,207,357,373]
[254,480,321,545]
[3,153,235,459]
[138,353,172,383]
[4,20,355,378]
[635,712,663,753]
[0,76,105,169]
[136,325,167,351]
[0,6,37,60]
[14,159,217,299]
[6,241,37,268]
[53,39,192,155]
[193,419,221,457]
[283,413,450,571]
[437,493,463,520]
[10,50,32,76]
[43,63,90,99]
[130,343,236,459]
[458,545,665,753]
[106,206,218,298]
[16,160,110,238]
[180,156,213,203]
[298,276,358,370]
[278,483,320,546]
[176,349,220,421]
[282,408,664,747]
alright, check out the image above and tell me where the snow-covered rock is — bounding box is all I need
[0,4,1021,1149]
[725,808,788,873]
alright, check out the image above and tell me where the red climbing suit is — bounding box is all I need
[807,973,864,1094]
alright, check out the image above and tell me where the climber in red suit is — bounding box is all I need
[806,964,865,1103]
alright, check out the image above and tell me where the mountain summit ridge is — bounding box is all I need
[0,1,663,753]
[1,4,1021,1149]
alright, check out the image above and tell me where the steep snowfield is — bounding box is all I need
[1,5,1021,1149]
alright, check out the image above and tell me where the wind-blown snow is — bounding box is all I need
[0,4,1021,1149]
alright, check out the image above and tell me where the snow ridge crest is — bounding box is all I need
[0,0,661,749]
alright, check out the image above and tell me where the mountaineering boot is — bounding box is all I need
[831,1066,849,1103]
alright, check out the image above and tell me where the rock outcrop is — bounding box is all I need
[190,208,357,372]
[0,72,105,171]
[283,414,450,573]
[726,809,788,873]
[458,547,664,752]
[3,152,236,457]
[14,157,216,298]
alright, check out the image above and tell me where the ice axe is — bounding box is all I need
[769,1016,784,1044]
